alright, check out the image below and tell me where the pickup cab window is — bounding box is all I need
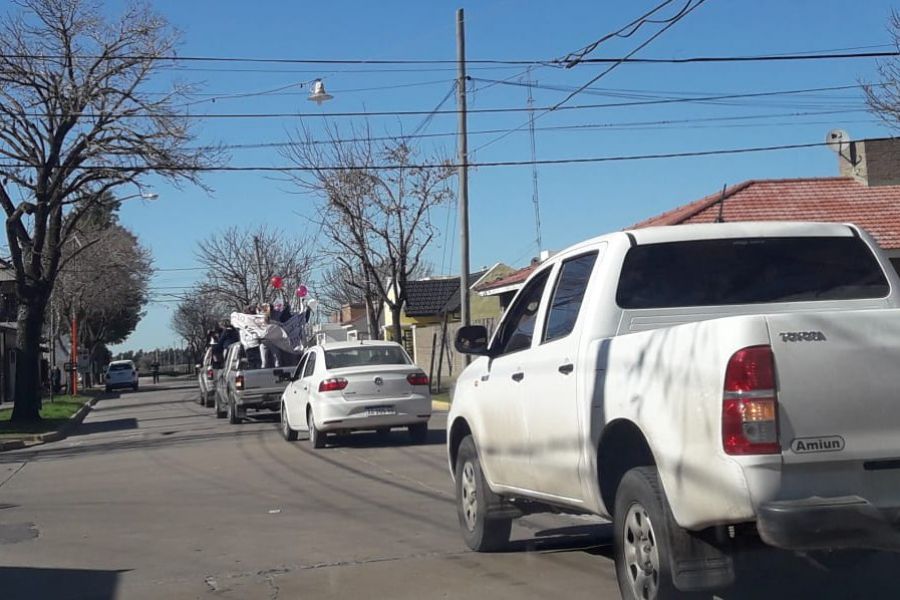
[492,269,551,355]
[543,252,598,343]
[616,236,890,309]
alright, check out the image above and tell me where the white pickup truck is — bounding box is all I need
[448,221,900,599]
[215,342,292,424]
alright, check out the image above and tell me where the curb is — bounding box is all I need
[0,396,100,452]
[432,400,451,411]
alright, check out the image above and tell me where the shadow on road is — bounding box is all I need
[718,548,900,599]
[322,428,447,449]
[508,523,613,557]
[71,418,139,437]
[0,566,127,600]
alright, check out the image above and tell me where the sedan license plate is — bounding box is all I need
[366,405,395,417]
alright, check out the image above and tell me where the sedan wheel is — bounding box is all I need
[281,403,298,441]
[307,409,325,449]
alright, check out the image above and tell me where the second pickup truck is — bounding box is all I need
[215,342,290,424]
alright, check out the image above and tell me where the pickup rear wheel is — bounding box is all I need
[454,435,511,552]
[227,397,242,425]
[215,394,226,419]
[281,403,298,441]
[614,467,690,600]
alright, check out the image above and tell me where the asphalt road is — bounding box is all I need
[1,378,897,599]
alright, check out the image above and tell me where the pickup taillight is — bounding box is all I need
[235,375,244,391]
[206,368,214,380]
[722,345,780,455]
[319,378,348,393]
[406,372,429,386]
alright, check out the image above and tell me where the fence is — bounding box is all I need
[412,318,495,392]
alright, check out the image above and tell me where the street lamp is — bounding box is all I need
[307,79,334,105]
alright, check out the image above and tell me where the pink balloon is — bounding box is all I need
[270,276,283,289]
[295,285,308,298]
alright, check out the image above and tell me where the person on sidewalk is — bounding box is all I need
[151,361,160,384]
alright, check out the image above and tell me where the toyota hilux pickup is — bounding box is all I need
[215,342,291,424]
[448,221,900,600]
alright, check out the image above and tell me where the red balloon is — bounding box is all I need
[295,285,308,298]
[270,276,283,289]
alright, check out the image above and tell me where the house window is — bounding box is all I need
[401,328,414,358]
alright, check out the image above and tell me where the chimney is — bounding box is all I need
[838,137,900,186]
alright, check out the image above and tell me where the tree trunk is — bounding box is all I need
[11,297,47,423]
[391,305,403,345]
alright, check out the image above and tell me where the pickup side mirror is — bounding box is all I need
[455,325,491,356]
[273,368,289,382]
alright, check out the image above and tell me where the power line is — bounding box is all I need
[554,0,710,110]
[0,140,839,172]
[11,83,871,121]
[182,108,871,151]
[560,0,682,67]
[576,50,900,64]
[3,48,895,68]
[473,0,709,154]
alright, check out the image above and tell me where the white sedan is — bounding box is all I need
[280,341,432,448]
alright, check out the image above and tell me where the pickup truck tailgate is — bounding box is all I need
[766,309,900,505]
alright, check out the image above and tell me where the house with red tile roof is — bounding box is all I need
[631,137,900,274]
[478,136,900,304]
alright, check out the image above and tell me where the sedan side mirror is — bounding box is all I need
[455,325,491,356]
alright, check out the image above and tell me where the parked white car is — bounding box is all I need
[105,360,139,392]
[448,221,900,600]
[280,341,432,448]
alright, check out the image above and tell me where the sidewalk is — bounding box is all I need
[0,394,100,452]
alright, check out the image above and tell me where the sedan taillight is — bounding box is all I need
[407,372,429,386]
[319,378,348,393]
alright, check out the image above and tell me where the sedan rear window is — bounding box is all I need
[325,347,410,369]
[617,236,890,309]
[108,363,133,371]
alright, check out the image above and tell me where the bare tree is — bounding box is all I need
[0,0,220,421]
[171,294,221,366]
[51,214,152,384]
[318,261,383,338]
[195,225,318,312]
[864,10,900,126]
[282,123,453,342]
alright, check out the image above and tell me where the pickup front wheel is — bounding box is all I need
[614,467,687,600]
[455,435,511,552]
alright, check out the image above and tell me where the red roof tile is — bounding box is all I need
[630,177,900,250]
[474,264,537,293]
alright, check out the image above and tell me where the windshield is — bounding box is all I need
[324,347,411,369]
[617,236,890,309]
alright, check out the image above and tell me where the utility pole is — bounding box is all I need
[70,317,78,397]
[456,8,471,346]
[253,235,266,306]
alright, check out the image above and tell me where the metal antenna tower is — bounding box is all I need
[525,67,543,251]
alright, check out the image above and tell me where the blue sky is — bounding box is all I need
[88,0,899,351]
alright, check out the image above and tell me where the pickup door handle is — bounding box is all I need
[511,372,525,382]
[558,363,574,375]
